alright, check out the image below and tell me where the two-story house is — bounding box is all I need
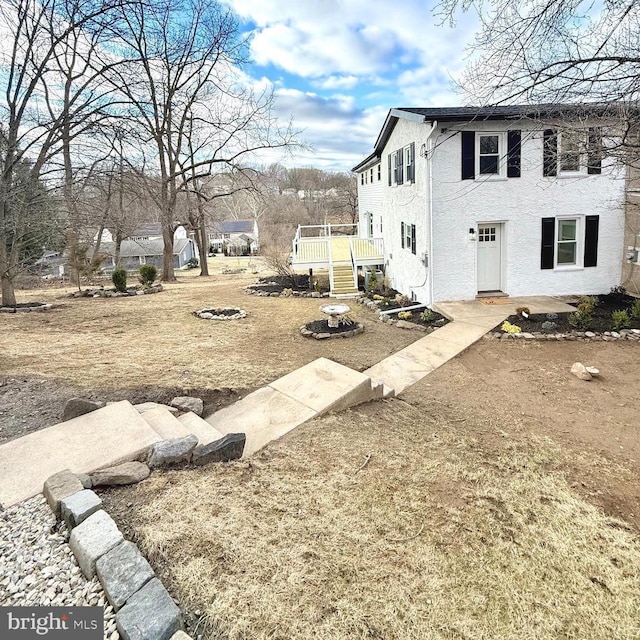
[353,105,627,305]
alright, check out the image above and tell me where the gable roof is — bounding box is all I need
[354,102,626,171]
[212,219,256,234]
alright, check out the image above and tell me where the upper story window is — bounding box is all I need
[478,134,501,175]
[543,128,602,177]
[462,130,520,180]
[559,131,582,172]
[388,143,415,186]
[361,173,365,185]
[377,163,381,181]
[370,168,374,183]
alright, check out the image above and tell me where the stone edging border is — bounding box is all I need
[70,285,163,298]
[0,303,53,313]
[299,323,365,339]
[42,470,191,640]
[244,286,330,298]
[193,307,247,320]
[485,328,640,341]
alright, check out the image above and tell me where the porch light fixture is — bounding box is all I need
[469,228,477,241]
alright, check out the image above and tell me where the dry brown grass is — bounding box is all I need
[0,258,418,389]
[107,387,640,640]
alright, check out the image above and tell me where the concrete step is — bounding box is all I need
[206,357,380,457]
[139,407,192,440]
[0,401,161,508]
[177,412,224,447]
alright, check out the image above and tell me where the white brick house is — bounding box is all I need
[353,105,626,305]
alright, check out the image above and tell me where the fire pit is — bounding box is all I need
[193,307,247,320]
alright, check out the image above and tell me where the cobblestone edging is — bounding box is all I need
[69,285,163,299]
[0,303,54,313]
[485,328,640,341]
[41,470,192,640]
[193,307,247,320]
[244,286,330,298]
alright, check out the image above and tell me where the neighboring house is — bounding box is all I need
[97,237,196,271]
[352,104,629,305]
[208,219,259,254]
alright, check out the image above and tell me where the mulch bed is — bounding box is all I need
[305,319,358,334]
[246,274,329,295]
[498,292,640,333]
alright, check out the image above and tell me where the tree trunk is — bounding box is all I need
[197,215,209,276]
[115,231,122,266]
[0,244,16,306]
[162,225,175,281]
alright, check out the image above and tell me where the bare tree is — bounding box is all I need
[0,0,125,304]
[108,0,298,282]
[438,1,640,107]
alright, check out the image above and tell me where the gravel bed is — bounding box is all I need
[0,494,118,640]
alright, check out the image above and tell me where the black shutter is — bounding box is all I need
[388,154,392,186]
[543,129,557,177]
[401,222,405,249]
[507,130,521,178]
[541,217,555,269]
[408,142,415,183]
[397,148,404,185]
[461,131,475,180]
[411,224,416,254]
[587,128,602,175]
[584,215,599,267]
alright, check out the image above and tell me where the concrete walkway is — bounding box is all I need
[0,296,576,505]
[365,296,575,395]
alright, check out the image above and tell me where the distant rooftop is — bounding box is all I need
[212,220,256,234]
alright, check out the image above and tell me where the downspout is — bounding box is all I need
[425,120,437,307]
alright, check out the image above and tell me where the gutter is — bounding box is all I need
[425,120,438,307]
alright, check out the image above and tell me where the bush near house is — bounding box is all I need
[112,268,127,293]
[138,264,158,287]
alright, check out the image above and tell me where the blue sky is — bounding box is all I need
[220,0,480,171]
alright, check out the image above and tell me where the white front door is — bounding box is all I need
[477,223,503,292]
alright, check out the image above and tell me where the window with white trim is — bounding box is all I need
[360,173,365,185]
[393,149,404,185]
[400,222,416,254]
[477,133,502,176]
[556,218,578,265]
[560,131,582,172]
[377,163,381,181]
[370,168,374,183]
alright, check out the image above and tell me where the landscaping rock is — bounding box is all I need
[192,433,246,466]
[43,469,84,518]
[570,362,592,381]
[90,462,150,487]
[148,435,198,468]
[585,366,601,377]
[170,396,204,416]
[76,473,93,489]
[69,510,124,578]
[62,398,104,422]
[116,578,182,640]
[61,489,103,529]
[395,320,417,330]
[96,541,155,610]
[170,632,194,640]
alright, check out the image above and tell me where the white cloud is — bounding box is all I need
[316,75,359,90]
[222,0,478,86]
